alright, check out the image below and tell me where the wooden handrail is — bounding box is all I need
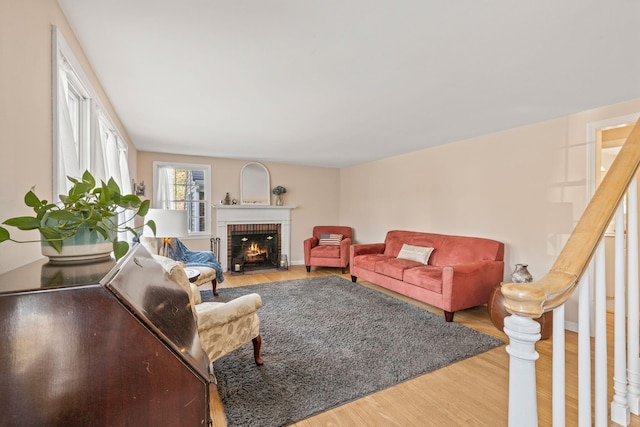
[502,119,640,318]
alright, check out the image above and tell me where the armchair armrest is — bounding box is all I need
[195,293,263,328]
[340,237,352,266]
[304,236,319,247]
[304,237,319,264]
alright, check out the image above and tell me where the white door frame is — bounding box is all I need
[585,112,640,334]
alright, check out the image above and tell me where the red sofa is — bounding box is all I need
[350,230,505,322]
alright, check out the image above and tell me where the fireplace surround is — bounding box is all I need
[215,205,293,272]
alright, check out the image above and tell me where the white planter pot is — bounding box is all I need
[41,229,113,264]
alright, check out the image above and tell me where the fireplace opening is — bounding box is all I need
[228,224,281,273]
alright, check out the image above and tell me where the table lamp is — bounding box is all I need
[143,209,188,257]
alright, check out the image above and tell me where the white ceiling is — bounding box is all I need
[57,0,640,168]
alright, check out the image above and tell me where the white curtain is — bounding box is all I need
[118,140,132,195]
[56,60,81,198]
[155,165,175,209]
[117,137,134,242]
[91,112,108,184]
[96,115,135,241]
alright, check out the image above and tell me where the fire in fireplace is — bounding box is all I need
[228,224,281,272]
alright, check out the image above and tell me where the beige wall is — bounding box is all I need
[136,152,341,264]
[340,98,640,326]
[0,0,136,274]
[341,99,640,278]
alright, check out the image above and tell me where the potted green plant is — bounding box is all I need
[0,170,156,262]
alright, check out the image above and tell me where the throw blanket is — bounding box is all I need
[169,239,224,283]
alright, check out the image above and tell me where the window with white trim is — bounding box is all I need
[53,26,131,197]
[53,26,134,243]
[154,162,211,235]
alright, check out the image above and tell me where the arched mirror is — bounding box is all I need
[240,162,270,205]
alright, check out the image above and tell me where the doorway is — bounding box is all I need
[595,121,636,312]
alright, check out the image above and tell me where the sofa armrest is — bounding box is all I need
[350,243,385,257]
[195,293,263,328]
[441,261,504,311]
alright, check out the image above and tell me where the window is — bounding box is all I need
[54,55,90,196]
[53,26,131,197]
[154,162,211,235]
[53,27,134,243]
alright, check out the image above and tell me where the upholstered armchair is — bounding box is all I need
[152,254,264,366]
[140,236,222,296]
[304,226,352,274]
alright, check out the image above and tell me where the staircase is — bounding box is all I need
[502,119,640,426]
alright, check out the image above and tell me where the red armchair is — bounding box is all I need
[304,226,353,274]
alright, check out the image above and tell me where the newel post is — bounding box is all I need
[504,313,541,427]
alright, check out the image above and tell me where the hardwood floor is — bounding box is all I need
[206,265,639,426]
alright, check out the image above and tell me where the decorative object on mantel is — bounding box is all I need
[510,263,533,283]
[223,192,231,205]
[272,185,287,206]
[0,170,155,263]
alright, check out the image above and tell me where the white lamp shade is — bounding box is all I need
[143,209,189,238]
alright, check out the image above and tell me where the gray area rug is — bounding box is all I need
[201,276,503,427]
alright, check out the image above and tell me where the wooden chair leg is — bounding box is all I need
[341,267,346,274]
[211,279,218,296]
[252,335,263,366]
[444,311,454,322]
[306,266,311,272]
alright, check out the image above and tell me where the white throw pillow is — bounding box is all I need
[397,244,434,264]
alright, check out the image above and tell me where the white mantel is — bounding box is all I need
[215,205,295,272]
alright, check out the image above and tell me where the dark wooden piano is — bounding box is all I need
[0,244,212,426]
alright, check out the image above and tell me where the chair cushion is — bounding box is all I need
[310,245,341,258]
[189,266,216,286]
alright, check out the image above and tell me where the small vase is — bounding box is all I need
[275,195,284,206]
[511,264,533,283]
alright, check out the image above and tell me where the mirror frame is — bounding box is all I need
[240,162,271,205]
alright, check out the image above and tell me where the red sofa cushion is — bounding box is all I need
[353,253,388,271]
[374,258,423,281]
[404,266,444,293]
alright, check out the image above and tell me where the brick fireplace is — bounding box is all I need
[228,223,281,272]
[215,205,293,272]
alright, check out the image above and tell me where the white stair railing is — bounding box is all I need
[505,182,639,426]
[501,119,640,426]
